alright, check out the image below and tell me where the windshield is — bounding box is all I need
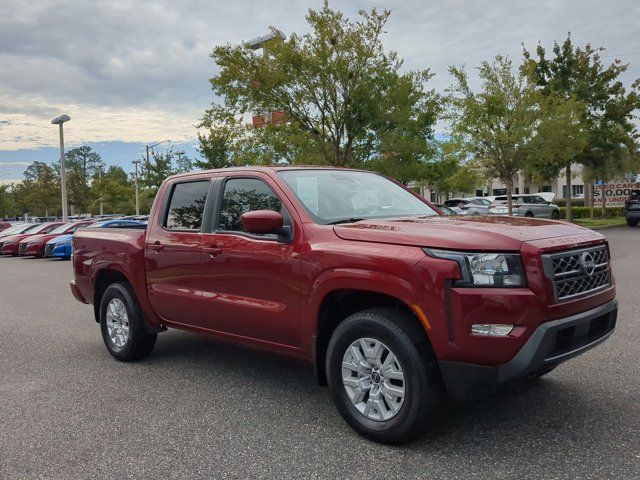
[1,224,28,236]
[6,223,39,235]
[87,221,109,228]
[278,169,438,224]
[50,223,74,234]
[30,223,57,233]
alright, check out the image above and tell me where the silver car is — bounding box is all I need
[489,194,560,219]
[443,197,491,215]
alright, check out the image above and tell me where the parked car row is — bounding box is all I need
[443,194,561,219]
[0,219,147,260]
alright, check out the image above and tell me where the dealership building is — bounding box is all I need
[416,164,639,207]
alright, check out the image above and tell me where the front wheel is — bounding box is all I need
[99,282,157,361]
[551,210,560,220]
[326,308,440,444]
[627,217,639,227]
[525,211,534,218]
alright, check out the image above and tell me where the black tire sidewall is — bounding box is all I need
[99,282,153,361]
[326,312,432,442]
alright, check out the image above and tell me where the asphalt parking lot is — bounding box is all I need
[1,228,639,480]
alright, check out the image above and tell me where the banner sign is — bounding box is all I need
[592,181,640,207]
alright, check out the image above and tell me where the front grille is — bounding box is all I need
[44,244,55,256]
[544,245,611,302]
[18,243,28,254]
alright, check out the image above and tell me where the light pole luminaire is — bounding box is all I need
[51,114,70,221]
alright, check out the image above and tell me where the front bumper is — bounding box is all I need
[439,300,617,399]
[1,243,18,255]
[47,243,71,258]
[70,280,88,304]
[626,209,640,219]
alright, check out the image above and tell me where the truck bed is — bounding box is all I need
[72,227,147,314]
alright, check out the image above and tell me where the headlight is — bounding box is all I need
[425,249,525,287]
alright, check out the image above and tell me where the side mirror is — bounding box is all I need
[240,210,286,235]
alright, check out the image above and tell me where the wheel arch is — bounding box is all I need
[92,268,131,323]
[312,286,431,386]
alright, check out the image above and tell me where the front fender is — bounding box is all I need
[299,268,423,357]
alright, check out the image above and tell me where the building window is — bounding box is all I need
[475,189,484,197]
[573,185,584,196]
[493,188,507,196]
[540,185,552,193]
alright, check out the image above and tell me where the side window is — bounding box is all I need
[218,178,283,232]
[164,181,210,231]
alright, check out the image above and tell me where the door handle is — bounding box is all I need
[148,242,164,252]
[203,244,222,256]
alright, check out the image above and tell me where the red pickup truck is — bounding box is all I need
[71,167,617,443]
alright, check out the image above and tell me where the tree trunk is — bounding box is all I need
[506,178,514,215]
[565,164,572,222]
[601,182,607,217]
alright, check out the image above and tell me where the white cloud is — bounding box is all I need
[0,161,32,167]
[0,0,638,151]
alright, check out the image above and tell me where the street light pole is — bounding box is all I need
[145,139,171,166]
[51,114,70,221]
[96,162,105,216]
[132,159,141,216]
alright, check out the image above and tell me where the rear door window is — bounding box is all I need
[164,181,210,231]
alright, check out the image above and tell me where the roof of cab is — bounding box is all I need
[163,165,366,182]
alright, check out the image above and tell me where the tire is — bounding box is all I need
[325,308,440,444]
[524,211,534,218]
[627,217,638,227]
[99,282,157,361]
[551,210,560,220]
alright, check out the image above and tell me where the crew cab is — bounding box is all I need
[71,167,617,444]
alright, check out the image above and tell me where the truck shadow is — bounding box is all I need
[144,329,618,454]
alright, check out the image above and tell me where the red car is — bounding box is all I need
[0,221,13,232]
[1,222,64,256]
[19,220,94,258]
[71,167,617,444]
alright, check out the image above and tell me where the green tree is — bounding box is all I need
[448,56,540,214]
[14,161,60,217]
[521,93,589,220]
[63,146,102,214]
[100,166,135,214]
[141,149,176,191]
[203,1,440,172]
[523,35,640,216]
[421,138,480,199]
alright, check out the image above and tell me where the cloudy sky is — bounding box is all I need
[0,0,638,180]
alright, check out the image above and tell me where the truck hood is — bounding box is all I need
[333,216,604,251]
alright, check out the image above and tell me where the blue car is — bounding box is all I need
[45,219,146,259]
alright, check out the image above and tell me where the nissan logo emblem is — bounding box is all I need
[580,251,596,276]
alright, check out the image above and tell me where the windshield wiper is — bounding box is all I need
[326,218,365,225]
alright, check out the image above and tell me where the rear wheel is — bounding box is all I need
[99,282,157,361]
[326,308,440,444]
[627,217,638,227]
[551,210,560,220]
[525,211,534,218]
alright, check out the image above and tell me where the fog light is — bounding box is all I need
[471,324,514,336]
